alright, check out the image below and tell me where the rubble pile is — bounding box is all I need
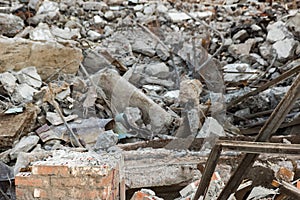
[0,0,300,199]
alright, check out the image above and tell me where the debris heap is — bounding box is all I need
[0,0,300,199]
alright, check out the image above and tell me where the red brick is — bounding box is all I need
[51,188,68,199]
[109,185,119,200]
[95,170,114,187]
[51,177,93,188]
[32,165,70,177]
[15,172,49,187]
[15,187,26,197]
[99,186,111,200]
[51,177,78,187]
[130,191,150,200]
[66,187,111,199]
[15,187,34,200]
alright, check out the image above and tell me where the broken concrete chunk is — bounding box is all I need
[156,43,170,61]
[82,1,108,11]
[51,118,113,146]
[286,13,300,38]
[0,13,24,37]
[93,15,107,27]
[82,48,112,74]
[124,107,143,126]
[133,5,144,12]
[46,112,78,126]
[29,23,55,41]
[55,87,71,101]
[51,26,81,40]
[187,108,201,135]
[232,30,249,42]
[16,67,42,88]
[272,38,297,61]
[37,0,59,14]
[179,79,202,106]
[28,0,41,10]
[259,42,274,60]
[223,63,258,82]
[163,90,180,103]
[28,0,60,25]
[0,37,82,80]
[132,38,156,57]
[267,21,291,43]
[87,30,102,41]
[0,72,17,94]
[124,148,201,189]
[143,4,156,15]
[104,10,115,20]
[144,62,170,79]
[10,135,40,160]
[157,4,168,13]
[92,69,173,134]
[94,130,118,151]
[224,38,233,47]
[196,117,225,150]
[251,24,262,31]
[168,12,191,23]
[142,85,164,92]
[235,108,250,118]
[142,76,175,88]
[228,39,256,58]
[190,11,214,19]
[13,83,38,103]
[249,53,268,66]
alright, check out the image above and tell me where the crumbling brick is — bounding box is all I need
[15,172,50,187]
[32,165,70,177]
[15,151,123,200]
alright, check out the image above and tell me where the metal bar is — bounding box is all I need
[217,73,300,200]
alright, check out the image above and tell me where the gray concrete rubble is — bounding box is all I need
[29,22,56,41]
[0,0,300,199]
[272,38,298,61]
[16,67,42,88]
[91,69,173,135]
[266,21,292,43]
[223,63,259,82]
[0,13,24,37]
[27,0,59,25]
[0,72,17,94]
[93,130,119,151]
[286,13,300,38]
[9,135,40,160]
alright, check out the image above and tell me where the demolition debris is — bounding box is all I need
[0,0,300,199]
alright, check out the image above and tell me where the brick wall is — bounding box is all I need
[15,151,122,200]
